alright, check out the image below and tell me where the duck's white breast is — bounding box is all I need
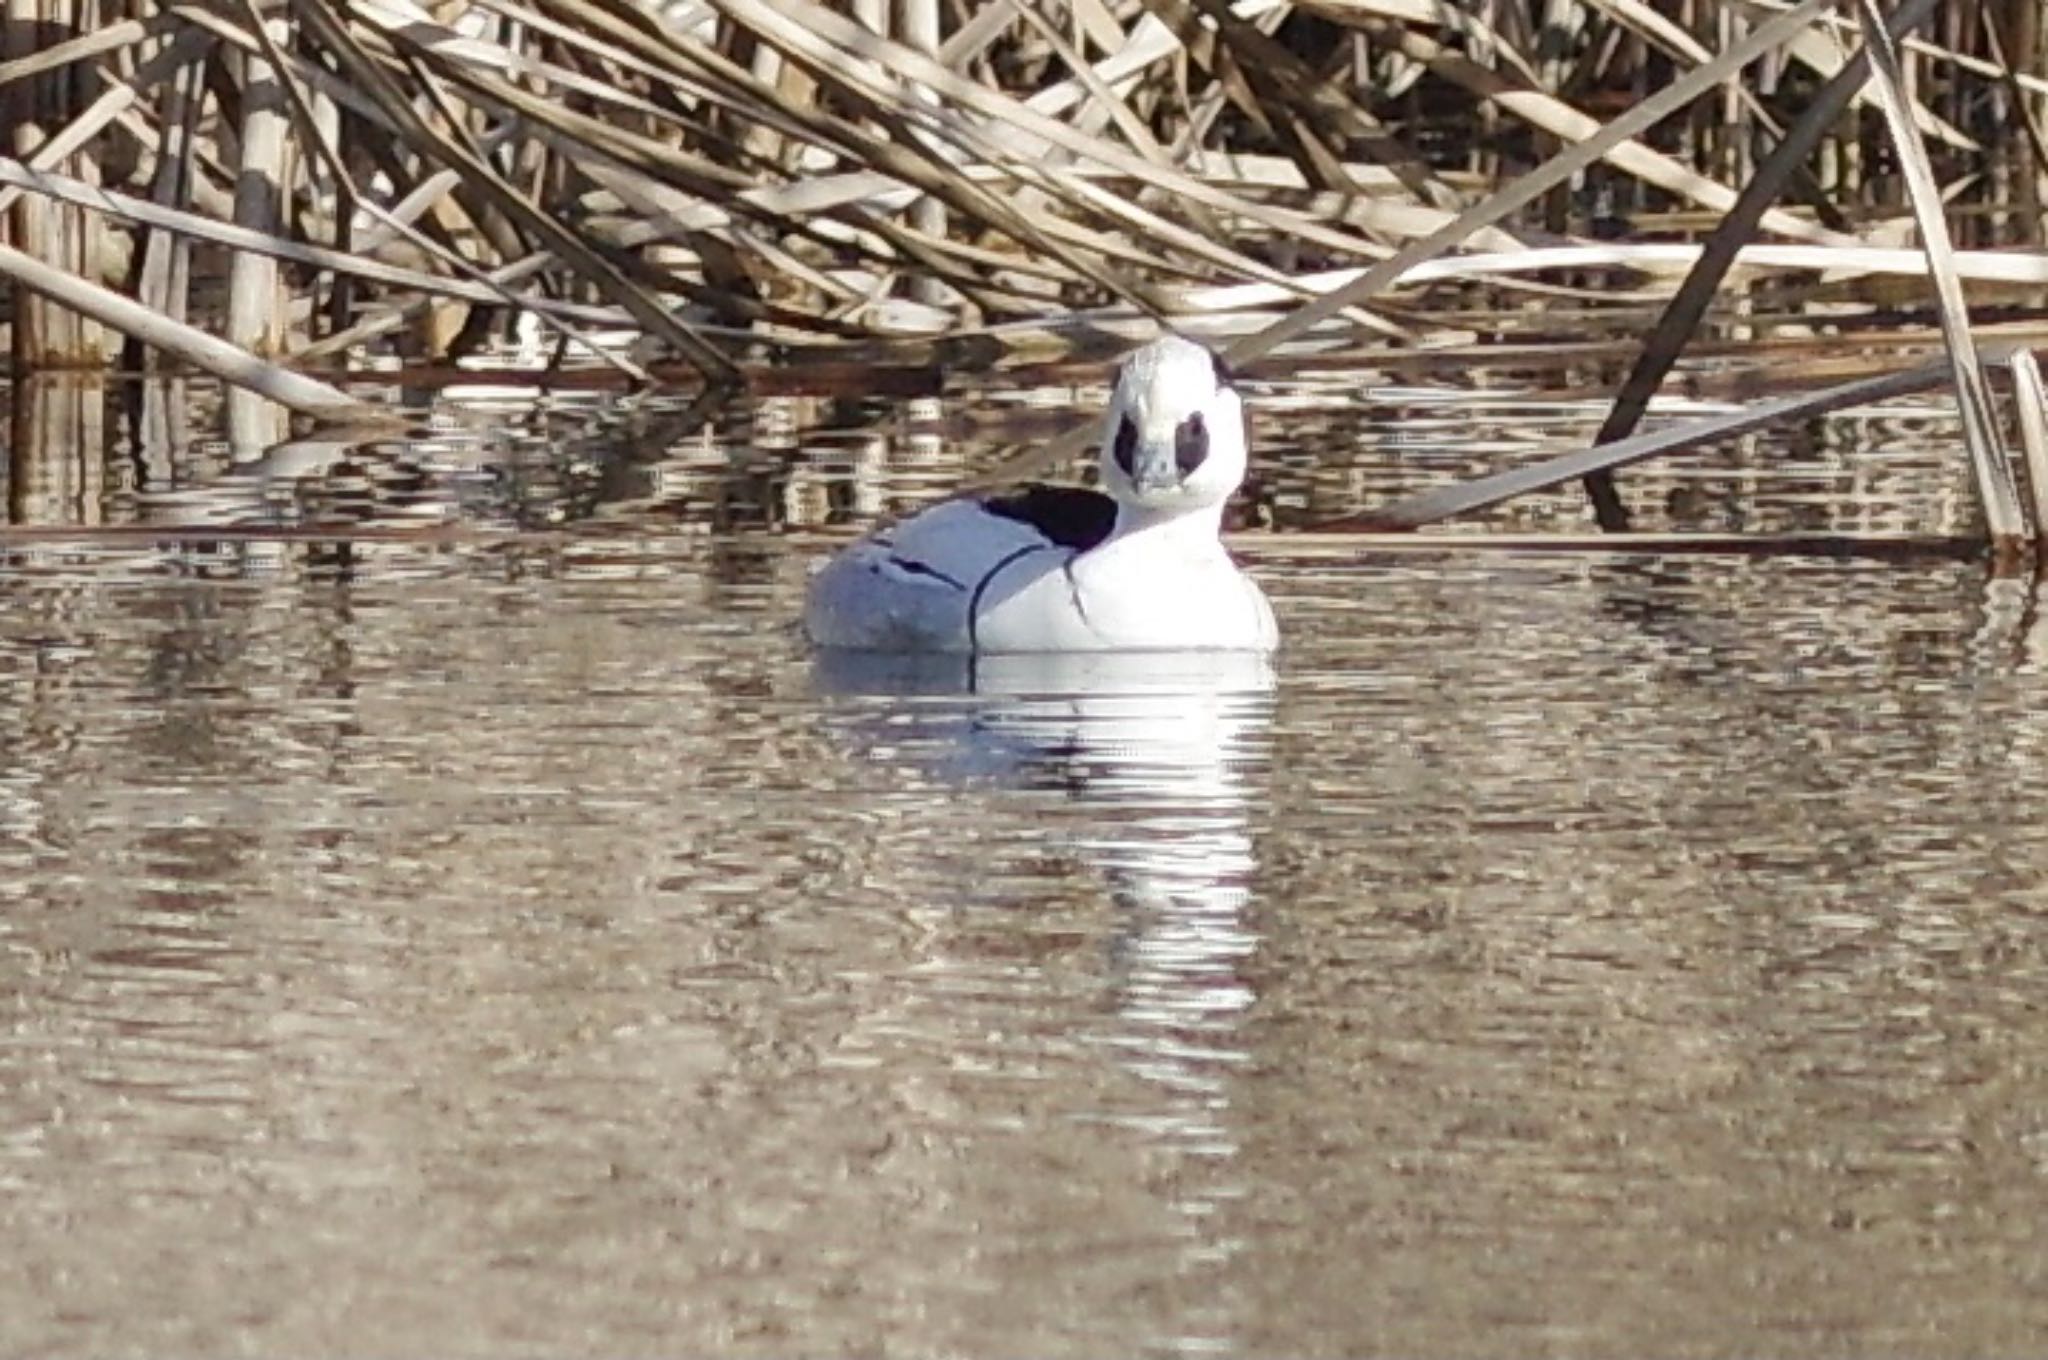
[973,535,1276,654]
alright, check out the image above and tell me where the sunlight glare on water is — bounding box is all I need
[2,377,2046,1356]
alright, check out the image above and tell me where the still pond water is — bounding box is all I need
[3,372,2047,1355]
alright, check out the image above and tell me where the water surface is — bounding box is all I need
[3,376,2046,1355]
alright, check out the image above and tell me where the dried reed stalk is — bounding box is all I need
[0,0,2041,469]
[1856,0,2022,545]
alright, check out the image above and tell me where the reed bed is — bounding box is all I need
[2,0,2047,536]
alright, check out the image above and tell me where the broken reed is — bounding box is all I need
[2,0,2044,375]
[3,0,2048,538]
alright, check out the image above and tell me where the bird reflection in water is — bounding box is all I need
[813,649,1275,1259]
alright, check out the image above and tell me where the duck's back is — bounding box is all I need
[804,486,1116,653]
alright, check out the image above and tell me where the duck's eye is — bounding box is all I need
[1113,415,1138,479]
[1175,412,1209,477]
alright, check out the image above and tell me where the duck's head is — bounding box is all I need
[1099,335,1247,514]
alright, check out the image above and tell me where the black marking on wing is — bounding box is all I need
[1061,558,1095,633]
[968,544,1056,653]
[1208,347,1235,389]
[877,554,967,591]
[980,484,1118,552]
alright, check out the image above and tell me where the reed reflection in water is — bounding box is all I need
[0,368,1985,542]
[6,379,2048,1355]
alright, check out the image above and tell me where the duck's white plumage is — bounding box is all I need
[804,335,1277,654]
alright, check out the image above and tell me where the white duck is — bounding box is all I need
[804,335,1278,654]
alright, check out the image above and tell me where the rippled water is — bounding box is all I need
[5,375,2048,1355]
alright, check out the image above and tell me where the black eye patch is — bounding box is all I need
[1113,415,1138,479]
[1175,412,1209,477]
